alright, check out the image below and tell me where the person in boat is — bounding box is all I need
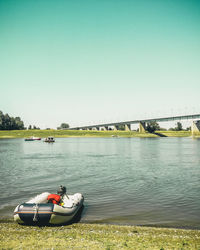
[47,185,69,206]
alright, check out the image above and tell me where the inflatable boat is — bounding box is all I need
[14,192,84,225]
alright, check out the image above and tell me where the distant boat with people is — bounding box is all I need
[44,136,55,143]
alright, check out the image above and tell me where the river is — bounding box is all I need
[0,137,199,229]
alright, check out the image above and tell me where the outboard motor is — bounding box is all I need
[57,185,67,195]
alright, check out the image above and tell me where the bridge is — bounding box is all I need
[70,114,200,134]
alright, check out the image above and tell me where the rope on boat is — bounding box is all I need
[33,204,39,222]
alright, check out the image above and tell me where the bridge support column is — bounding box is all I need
[125,124,131,131]
[192,120,200,134]
[113,125,119,131]
[101,126,108,131]
[92,127,99,130]
[139,122,146,133]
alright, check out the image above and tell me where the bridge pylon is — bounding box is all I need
[192,120,200,135]
[139,122,146,133]
[113,125,119,131]
[125,124,131,131]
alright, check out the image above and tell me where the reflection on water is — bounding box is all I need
[0,137,200,229]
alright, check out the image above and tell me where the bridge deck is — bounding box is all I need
[70,114,200,130]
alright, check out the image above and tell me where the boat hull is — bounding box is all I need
[24,137,41,141]
[14,193,84,225]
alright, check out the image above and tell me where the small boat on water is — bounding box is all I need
[14,191,84,225]
[24,136,41,141]
[44,136,55,142]
[25,138,34,141]
[32,136,41,140]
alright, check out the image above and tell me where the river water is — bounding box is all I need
[0,137,200,229]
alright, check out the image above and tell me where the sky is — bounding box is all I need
[0,0,200,129]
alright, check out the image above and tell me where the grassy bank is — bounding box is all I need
[0,221,200,249]
[0,129,196,139]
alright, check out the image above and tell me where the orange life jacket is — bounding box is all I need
[47,194,61,204]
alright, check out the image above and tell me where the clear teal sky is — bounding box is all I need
[0,0,200,128]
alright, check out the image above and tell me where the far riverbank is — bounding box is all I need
[0,129,199,139]
[0,221,199,249]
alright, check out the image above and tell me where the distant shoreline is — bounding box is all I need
[0,129,199,139]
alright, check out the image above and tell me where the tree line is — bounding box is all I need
[0,111,71,130]
[0,111,24,130]
[117,121,190,133]
[0,110,190,132]
[145,121,190,133]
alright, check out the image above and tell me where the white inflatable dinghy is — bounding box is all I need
[14,192,84,225]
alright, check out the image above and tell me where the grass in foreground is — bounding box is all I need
[0,221,200,249]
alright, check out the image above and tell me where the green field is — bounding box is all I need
[0,221,199,249]
[0,129,198,139]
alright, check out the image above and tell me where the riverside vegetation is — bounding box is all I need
[0,129,198,139]
[0,220,200,249]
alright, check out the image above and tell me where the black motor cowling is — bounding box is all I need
[57,185,66,195]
